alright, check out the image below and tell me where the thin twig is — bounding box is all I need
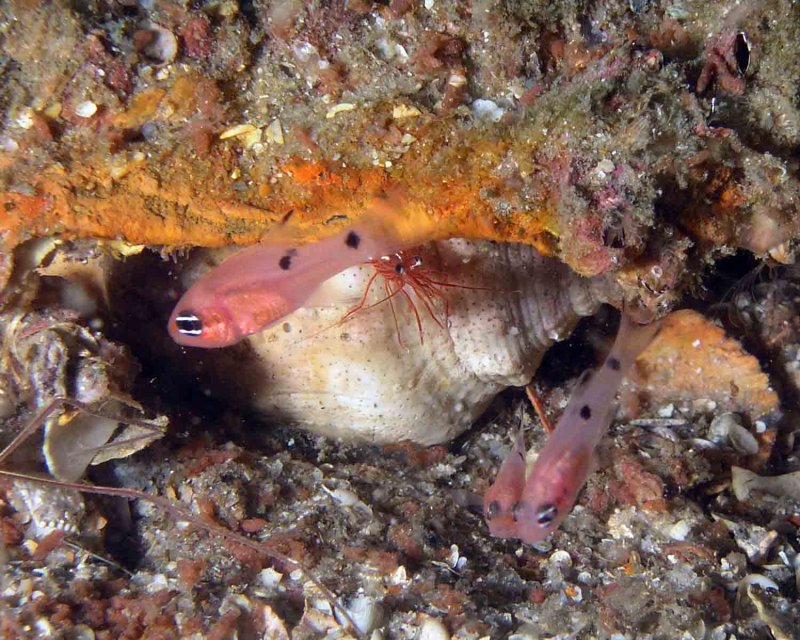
[0,398,365,638]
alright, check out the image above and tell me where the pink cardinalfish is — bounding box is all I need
[483,313,661,544]
[169,201,433,348]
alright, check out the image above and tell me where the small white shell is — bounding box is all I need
[141,23,178,66]
[74,101,98,118]
[191,240,615,444]
[709,412,759,455]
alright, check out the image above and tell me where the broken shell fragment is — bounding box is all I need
[744,581,798,640]
[219,123,259,140]
[265,119,284,145]
[731,466,800,502]
[392,104,422,119]
[713,513,779,565]
[1,245,168,482]
[180,239,616,444]
[708,412,759,455]
[44,399,167,481]
[325,103,356,119]
[337,596,384,636]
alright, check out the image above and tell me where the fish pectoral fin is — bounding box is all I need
[574,369,594,391]
[587,452,600,477]
[451,489,484,512]
[302,280,364,309]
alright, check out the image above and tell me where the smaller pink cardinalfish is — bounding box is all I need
[483,313,661,544]
[168,206,426,348]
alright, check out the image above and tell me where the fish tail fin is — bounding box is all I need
[609,311,662,371]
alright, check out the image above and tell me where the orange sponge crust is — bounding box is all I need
[3,1,799,288]
[0,118,555,256]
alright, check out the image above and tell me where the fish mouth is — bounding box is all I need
[486,516,522,539]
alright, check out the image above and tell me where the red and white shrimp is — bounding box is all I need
[341,248,499,346]
[341,250,454,345]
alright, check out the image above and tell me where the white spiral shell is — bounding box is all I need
[191,239,617,444]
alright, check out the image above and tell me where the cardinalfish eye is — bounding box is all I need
[486,500,501,519]
[394,263,405,274]
[734,31,750,75]
[174,311,203,337]
[411,256,423,269]
[536,503,558,527]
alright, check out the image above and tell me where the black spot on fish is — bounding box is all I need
[486,500,500,519]
[580,405,592,420]
[345,230,361,249]
[607,357,621,371]
[279,248,299,271]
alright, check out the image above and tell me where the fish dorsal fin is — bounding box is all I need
[560,369,595,428]
[258,192,437,254]
[258,214,342,247]
[359,190,438,249]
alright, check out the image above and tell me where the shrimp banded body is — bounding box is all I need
[169,223,406,348]
[342,251,444,344]
[343,249,498,345]
[483,313,661,543]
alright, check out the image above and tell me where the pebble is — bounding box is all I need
[259,568,283,588]
[709,413,758,454]
[548,549,573,568]
[15,107,35,129]
[326,103,356,119]
[418,616,450,640]
[142,23,177,65]
[340,596,384,635]
[471,99,505,122]
[668,519,691,541]
[657,403,675,418]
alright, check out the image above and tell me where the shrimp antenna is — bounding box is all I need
[289,248,519,347]
[514,400,526,434]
